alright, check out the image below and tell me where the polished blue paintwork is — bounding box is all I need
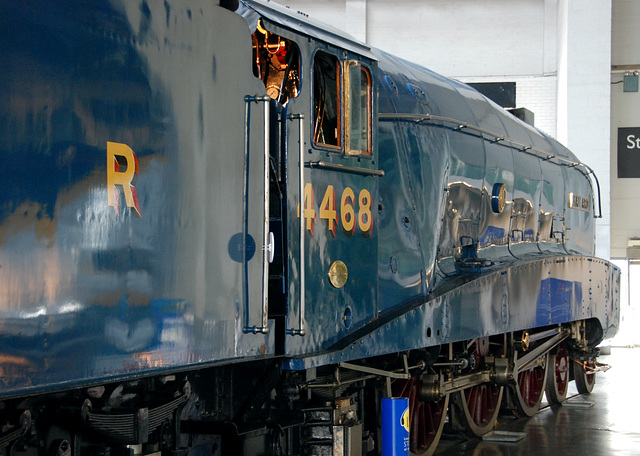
[286,255,620,370]
[0,0,619,401]
[279,24,616,368]
[0,0,274,397]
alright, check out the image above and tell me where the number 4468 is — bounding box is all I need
[298,183,373,237]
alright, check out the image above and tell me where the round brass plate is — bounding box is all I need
[328,260,348,288]
[491,183,507,213]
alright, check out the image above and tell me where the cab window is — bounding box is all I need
[345,61,372,156]
[313,51,341,148]
[252,21,300,106]
[313,51,372,156]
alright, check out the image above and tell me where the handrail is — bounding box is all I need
[288,113,307,336]
[379,112,603,218]
[245,95,271,334]
[309,160,385,176]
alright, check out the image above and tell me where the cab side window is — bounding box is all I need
[313,51,341,148]
[345,61,371,156]
[252,21,300,106]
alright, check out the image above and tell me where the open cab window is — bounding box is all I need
[252,21,300,106]
[313,51,341,148]
[313,52,372,157]
[344,61,372,156]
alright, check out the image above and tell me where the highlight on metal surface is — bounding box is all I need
[328,260,349,288]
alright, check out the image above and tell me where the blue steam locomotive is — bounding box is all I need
[0,0,620,455]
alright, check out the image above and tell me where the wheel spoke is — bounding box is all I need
[394,376,449,455]
[512,353,547,416]
[573,357,596,394]
[455,382,502,436]
[453,338,503,436]
[545,344,569,405]
[474,386,484,425]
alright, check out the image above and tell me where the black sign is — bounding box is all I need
[618,127,640,178]
[468,82,516,108]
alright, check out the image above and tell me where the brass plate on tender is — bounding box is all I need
[328,260,348,288]
[568,192,590,212]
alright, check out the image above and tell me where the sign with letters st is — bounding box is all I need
[618,127,640,178]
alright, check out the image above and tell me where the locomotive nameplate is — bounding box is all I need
[568,192,590,212]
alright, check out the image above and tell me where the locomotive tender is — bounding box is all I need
[0,0,620,455]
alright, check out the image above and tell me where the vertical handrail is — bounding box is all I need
[245,95,271,334]
[259,98,271,334]
[288,113,306,336]
[242,96,250,333]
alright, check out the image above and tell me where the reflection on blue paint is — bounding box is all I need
[479,226,506,247]
[537,278,578,326]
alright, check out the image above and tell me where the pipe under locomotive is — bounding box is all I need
[0,0,620,455]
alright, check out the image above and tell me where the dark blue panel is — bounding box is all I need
[536,277,573,326]
[0,0,274,398]
[535,278,551,327]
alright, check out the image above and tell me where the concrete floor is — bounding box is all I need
[434,347,640,456]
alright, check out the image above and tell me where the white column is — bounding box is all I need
[543,0,558,75]
[345,0,367,42]
[557,0,612,258]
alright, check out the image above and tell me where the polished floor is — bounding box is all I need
[434,347,640,456]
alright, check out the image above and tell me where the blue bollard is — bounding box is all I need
[381,397,410,455]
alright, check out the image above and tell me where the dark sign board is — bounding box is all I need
[618,127,640,178]
[468,82,516,108]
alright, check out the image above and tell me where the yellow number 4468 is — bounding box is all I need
[300,183,372,237]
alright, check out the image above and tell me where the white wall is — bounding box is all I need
[271,0,555,77]
[272,0,566,135]
[611,0,640,259]
[367,1,543,77]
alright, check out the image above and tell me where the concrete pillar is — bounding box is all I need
[557,0,612,258]
[346,0,367,42]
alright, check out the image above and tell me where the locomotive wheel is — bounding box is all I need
[573,357,596,394]
[511,353,548,417]
[453,383,503,436]
[452,338,503,436]
[394,375,449,455]
[545,344,569,405]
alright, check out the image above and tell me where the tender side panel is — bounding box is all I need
[0,0,273,398]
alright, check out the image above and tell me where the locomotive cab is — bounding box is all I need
[235,1,384,356]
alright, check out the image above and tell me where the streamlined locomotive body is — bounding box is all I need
[0,0,619,455]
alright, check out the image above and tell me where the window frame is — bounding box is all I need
[343,60,372,157]
[312,50,342,150]
[311,50,374,157]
